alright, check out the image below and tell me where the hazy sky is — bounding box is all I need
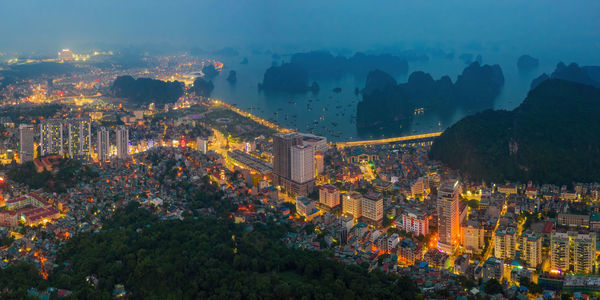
[1,0,599,62]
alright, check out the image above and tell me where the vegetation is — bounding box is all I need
[484,279,503,295]
[191,77,214,97]
[7,159,98,193]
[110,75,184,107]
[430,79,600,184]
[357,62,504,132]
[260,63,310,94]
[1,203,421,299]
[0,103,64,121]
[203,107,276,140]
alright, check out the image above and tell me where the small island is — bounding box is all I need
[517,54,539,71]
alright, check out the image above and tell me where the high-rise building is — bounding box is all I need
[401,208,429,236]
[197,137,208,154]
[550,231,596,274]
[550,231,570,272]
[19,124,35,163]
[361,191,383,224]
[40,119,64,156]
[520,231,542,268]
[343,191,362,219]
[272,133,314,195]
[273,133,302,182]
[116,126,129,159]
[437,180,461,253]
[494,226,516,261]
[97,127,110,162]
[290,145,314,184]
[573,232,596,274]
[67,119,91,160]
[319,185,340,208]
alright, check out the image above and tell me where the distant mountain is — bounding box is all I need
[430,79,600,184]
[530,62,600,89]
[517,55,539,71]
[356,62,504,130]
[289,51,408,79]
[259,63,310,93]
[111,75,184,106]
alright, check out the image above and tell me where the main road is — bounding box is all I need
[209,97,442,147]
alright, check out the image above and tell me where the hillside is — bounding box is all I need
[110,75,184,106]
[430,79,600,184]
[357,62,504,130]
[2,203,418,299]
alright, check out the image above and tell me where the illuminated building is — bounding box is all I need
[343,191,362,219]
[411,177,429,197]
[291,145,314,184]
[483,257,504,282]
[462,220,484,254]
[319,185,340,208]
[361,191,383,225]
[97,127,110,162]
[67,119,91,160]
[19,124,35,163]
[58,49,74,61]
[494,226,516,261]
[296,195,318,221]
[40,119,63,156]
[520,231,542,268]
[197,137,208,154]
[398,238,421,265]
[550,231,570,272]
[437,180,461,253]
[116,126,129,159]
[573,232,596,274]
[272,133,314,195]
[314,151,324,175]
[401,208,429,236]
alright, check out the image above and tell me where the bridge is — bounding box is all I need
[332,131,443,148]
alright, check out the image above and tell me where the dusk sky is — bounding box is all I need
[2,0,600,62]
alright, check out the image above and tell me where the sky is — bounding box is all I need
[1,0,600,63]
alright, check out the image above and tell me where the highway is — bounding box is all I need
[210,98,443,147]
[333,132,443,148]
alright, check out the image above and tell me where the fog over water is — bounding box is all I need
[2,0,600,140]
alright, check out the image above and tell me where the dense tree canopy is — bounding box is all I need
[111,76,184,106]
[430,79,600,184]
[25,202,421,299]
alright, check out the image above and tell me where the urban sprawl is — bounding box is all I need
[1,50,599,299]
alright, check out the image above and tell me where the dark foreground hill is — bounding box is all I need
[430,79,600,184]
[0,203,418,299]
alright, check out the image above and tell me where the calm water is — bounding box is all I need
[209,50,590,142]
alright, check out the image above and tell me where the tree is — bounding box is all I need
[484,279,503,295]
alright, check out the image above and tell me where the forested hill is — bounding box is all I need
[2,202,419,299]
[356,62,504,131]
[110,75,184,106]
[430,79,600,184]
